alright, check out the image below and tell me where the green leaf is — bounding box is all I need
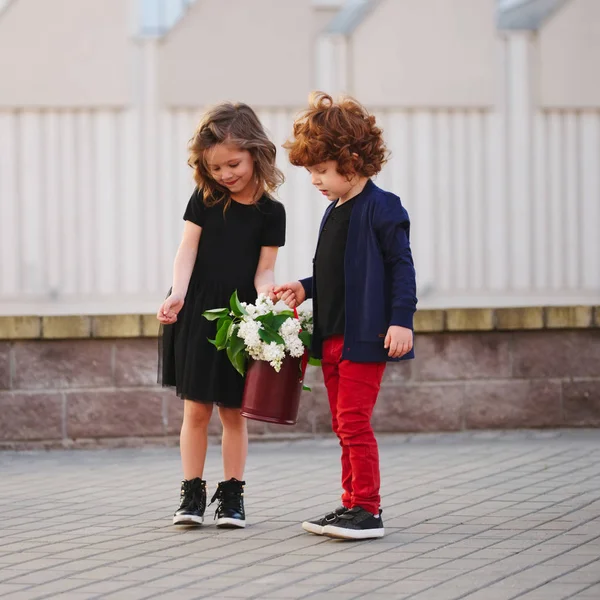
[214,317,232,350]
[216,315,230,332]
[271,313,294,332]
[298,331,312,348]
[229,290,247,318]
[232,351,247,376]
[227,333,247,376]
[308,356,322,367]
[302,384,312,392]
[258,327,284,346]
[203,307,229,321]
[255,313,275,327]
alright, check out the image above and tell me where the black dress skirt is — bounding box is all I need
[159,189,286,408]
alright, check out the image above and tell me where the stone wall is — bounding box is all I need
[0,307,599,448]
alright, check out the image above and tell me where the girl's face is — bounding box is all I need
[206,143,255,197]
[306,160,355,202]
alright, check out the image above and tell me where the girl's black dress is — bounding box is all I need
[160,188,286,407]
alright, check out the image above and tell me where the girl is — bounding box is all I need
[158,102,286,528]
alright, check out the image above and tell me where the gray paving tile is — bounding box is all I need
[1,432,599,599]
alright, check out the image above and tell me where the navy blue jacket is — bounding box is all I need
[300,179,417,363]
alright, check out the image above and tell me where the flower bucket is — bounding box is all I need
[241,353,308,425]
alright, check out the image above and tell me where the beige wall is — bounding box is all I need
[0,0,132,108]
[350,0,497,108]
[158,0,314,108]
[538,0,600,108]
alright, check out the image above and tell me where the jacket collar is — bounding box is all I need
[318,179,375,235]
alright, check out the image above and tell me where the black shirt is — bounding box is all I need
[314,197,357,339]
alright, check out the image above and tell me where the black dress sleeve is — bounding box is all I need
[261,200,286,247]
[183,188,206,227]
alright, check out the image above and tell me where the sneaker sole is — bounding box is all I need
[301,522,324,535]
[216,517,246,529]
[173,514,204,526]
[322,525,385,540]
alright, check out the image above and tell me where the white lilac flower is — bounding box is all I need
[262,341,285,372]
[238,319,261,349]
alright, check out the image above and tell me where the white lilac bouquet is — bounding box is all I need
[203,291,316,377]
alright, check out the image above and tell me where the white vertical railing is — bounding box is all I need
[0,34,599,313]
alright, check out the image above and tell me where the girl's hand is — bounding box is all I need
[273,281,306,309]
[256,284,278,303]
[157,293,185,324]
[384,326,413,358]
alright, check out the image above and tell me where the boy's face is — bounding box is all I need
[306,161,356,202]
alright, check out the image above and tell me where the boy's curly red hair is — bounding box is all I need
[284,92,387,177]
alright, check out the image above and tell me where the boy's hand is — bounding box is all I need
[273,281,306,309]
[384,326,413,358]
[157,293,185,324]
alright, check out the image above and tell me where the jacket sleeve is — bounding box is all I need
[299,277,313,300]
[373,194,417,330]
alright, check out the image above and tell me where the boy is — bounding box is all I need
[275,92,417,540]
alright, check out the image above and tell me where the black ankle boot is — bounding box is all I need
[211,478,246,528]
[173,478,206,526]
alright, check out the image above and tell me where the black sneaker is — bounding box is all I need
[302,506,349,535]
[173,478,206,526]
[211,478,246,528]
[322,506,384,540]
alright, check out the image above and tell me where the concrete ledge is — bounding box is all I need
[546,306,593,329]
[42,316,91,339]
[0,306,598,340]
[495,307,544,330]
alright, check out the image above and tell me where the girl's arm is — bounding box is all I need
[172,221,202,297]
[254,246,279,300]
[157,221,201,324]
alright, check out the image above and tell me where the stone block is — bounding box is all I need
[165,394,184,435]
[66,390,165,438]
[0,316,41,340]
[464,380,562,429]
[546,306,593,329]
[0,392,63,441]
[446,309,494,331]
[303,364,324,386]
[92,315,141,338]
[115,339,159,387]
[495,307,543,330]
[372,384,464,432]
[42,316,91,339]
[512,331,600,378]
[0,343,10,389]
[563,381,600,427]
[142,315,160,338]
[13,340,114,390]
[413,333,511,381]
[414,310,445,333]
[382,360,412,384]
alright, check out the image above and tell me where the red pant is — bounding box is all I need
[322,336,386,515]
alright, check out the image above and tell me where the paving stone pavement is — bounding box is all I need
[1,430,599,600]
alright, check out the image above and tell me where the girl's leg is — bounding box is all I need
[218,407,248,480]
[180,400,213,479]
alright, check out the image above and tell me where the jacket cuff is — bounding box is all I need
[299,277,313,299]
[390,308,415,330]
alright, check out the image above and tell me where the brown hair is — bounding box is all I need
[188,102,284,208]
[284,91,387,177]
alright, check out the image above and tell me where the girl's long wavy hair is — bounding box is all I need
[188,102,284,209]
